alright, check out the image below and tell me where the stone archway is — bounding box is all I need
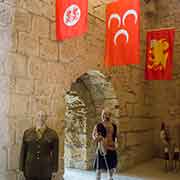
[64,70,120,170]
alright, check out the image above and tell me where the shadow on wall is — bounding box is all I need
[64,70,120,170]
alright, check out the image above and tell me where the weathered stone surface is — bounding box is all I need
[126,103,134,117]
[0,119,9,146]
[19,0,55,20]
[18,32,39,56]
[19,0,42,16]
[1,0,180,179]
[130,118,154,131]
[0,0,18,179]
[64,71,121,169]
[126,131,153,147]
[60,38,82,62]
[0,26,11,51]
[0,147,7,171]
[0,91,9,114]
[118,91,137,104]
[0,55,7,76]
[28,95,52,115]
[8,119,16,145]
[0,2,12,26]
[15,116,33,144]
[34,80,54,96]
[134,103,152,117]
[15,78,34,95]
[39,38,58,61]
[31,15,49,38]
[7,145,19,170]
[7,52,27,77]
[9,94,28,116]
[47,62,67,83]
[50,21,56,41]
[27,56,48,80]
[40,1,55,21]
[0,74,9,92]
[10,30,18,52]
[14,8,31,32]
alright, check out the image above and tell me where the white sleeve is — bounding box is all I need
[160,131,164,139]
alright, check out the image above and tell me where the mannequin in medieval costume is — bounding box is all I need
[92,109,118,180]
[160,122,171,171]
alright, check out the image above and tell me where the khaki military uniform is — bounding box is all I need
[19,127,59,180]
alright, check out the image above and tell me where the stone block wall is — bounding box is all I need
[64,71,120,170]
[1,0,180,179]
[101,0,157,170]
[64,92,88,169]
[145,0,180,156]
[4,0,105,179]
[0,0,16,179]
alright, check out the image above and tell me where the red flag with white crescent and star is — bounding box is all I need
[56,0,88,40]
[105,0,140,66]
[145,28,175,80]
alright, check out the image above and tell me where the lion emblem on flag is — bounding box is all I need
[147,39,169,71]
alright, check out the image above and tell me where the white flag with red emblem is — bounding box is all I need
[56,0,88,40]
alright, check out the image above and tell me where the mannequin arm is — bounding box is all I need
[52,136,59,172]
[19,134,27,172]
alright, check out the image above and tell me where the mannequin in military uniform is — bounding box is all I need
[19,111,59,180]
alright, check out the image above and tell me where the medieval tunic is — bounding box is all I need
[173,147,179,161]
[93,122,118,170]
[19,127,59,180]
[160,129,170,160]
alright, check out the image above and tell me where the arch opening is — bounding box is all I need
[64,70,120,170]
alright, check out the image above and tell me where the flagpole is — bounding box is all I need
[88,12,105,22]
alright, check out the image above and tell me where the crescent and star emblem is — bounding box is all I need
[108,9,138,45]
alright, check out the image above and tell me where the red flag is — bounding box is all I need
[105,0,140,66]
[145,29,175,80]
[56,0,88,40]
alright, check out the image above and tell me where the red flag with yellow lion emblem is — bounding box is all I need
[145,29,175,80]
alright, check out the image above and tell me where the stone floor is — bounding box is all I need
[64,159,180,180]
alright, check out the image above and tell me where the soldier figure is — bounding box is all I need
[160,122,171,171]
[19,111,59,180]
[92,109,118,180]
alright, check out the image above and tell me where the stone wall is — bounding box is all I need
[8,0,65,179]
[0,0,16,179]
[65,92,88,169]
[6,0,105,179]
[1,0,180,179]
[65,71,119,170]
[79,71,120,170]
[102,0,156,170]
[146,0,180,156]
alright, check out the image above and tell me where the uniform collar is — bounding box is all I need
[34,125,48,135]
[34,125,48,140]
